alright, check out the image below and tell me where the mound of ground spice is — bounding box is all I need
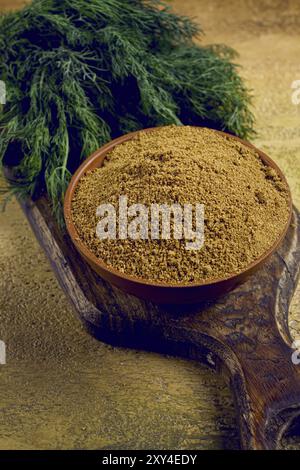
[71,126,290,284]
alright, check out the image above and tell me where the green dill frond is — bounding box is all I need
[0,0,255,225]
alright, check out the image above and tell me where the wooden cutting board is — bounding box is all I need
[20,196,300,450]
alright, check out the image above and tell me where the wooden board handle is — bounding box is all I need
[233,336,300,449]
[175,208,300,449]
[225,210,300,449]
[203,315,300,449]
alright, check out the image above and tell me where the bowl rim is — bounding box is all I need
[64,126,293,289]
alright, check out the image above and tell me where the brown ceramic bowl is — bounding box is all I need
[64,127,292,304]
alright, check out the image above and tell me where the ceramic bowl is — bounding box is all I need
[64,127,292,304]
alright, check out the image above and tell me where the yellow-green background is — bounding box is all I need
[0,0,300,449]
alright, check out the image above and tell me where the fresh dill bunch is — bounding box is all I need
[0,0,255,225]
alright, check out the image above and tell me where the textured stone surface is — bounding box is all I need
[0,0,299,450]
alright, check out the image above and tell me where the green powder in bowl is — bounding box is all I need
[71,126,290,284]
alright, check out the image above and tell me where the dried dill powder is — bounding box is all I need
[71,126,290,284]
